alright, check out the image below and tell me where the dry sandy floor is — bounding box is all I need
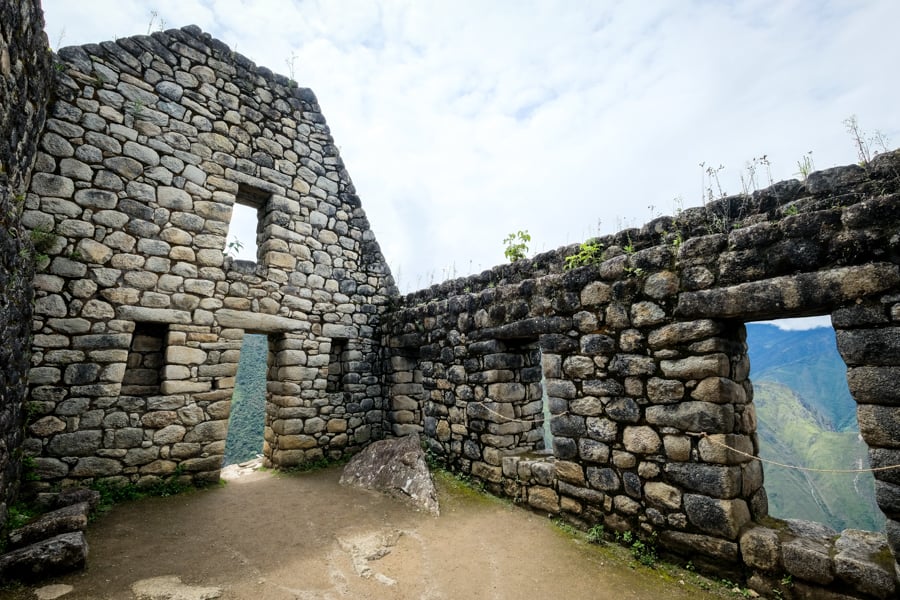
[1,466,731,600]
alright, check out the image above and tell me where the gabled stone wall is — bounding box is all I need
[22,25,395,490]
[384,152,900,598]
[0,0,52,527]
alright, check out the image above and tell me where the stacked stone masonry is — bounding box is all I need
[0,0,52,528]
[22,24,395,490]
[385,151,900,599]
[3,3,900,596]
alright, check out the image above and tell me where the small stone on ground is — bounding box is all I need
[34,585,73,600]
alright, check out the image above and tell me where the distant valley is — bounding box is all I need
[747,323,883,532]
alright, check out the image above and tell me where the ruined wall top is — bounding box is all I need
[400,150,900,307]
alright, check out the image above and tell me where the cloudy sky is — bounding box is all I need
[41,0,898,324]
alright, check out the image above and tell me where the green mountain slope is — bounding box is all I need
[747,324,883,532]
[224,334,269,466]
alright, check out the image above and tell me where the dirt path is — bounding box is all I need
[2,467,729,600]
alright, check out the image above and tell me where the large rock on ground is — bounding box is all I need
[7,502,90,550]
[0,532,88,581]
[340,435,439,515]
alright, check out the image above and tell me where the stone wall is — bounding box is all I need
[22,25,395,490]
[8,4,900,596]
[384,152,900,599]
[0,0,52,526]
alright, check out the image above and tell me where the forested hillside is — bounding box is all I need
[224,334,268,466]
[747,323,883,532]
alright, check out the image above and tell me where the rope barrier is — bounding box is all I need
[698,432,900,473]
[467,405,900,474]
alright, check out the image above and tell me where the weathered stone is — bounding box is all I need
[683,494,750,540]
[7,503,90,550]
[340,435,439,515]
[740,526,782,572]
[646,402,733,433]
[833,529,897,599]
[691,377,746,404]
[665,462,742,498]
[622,426,661,454]
[0,532,88,581]
[645,481,681,510]
[660,354,730,379]
[783,533,835,585]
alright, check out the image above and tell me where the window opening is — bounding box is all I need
[224,333,269,466]
[226,184,269,262]
[747,317,883,532]
[121,322,167,396]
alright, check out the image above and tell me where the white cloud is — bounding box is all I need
[41,0,900,292]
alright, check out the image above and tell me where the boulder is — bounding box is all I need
[7,502,90,550]
[340,435,439,515]
[0,532,88,581]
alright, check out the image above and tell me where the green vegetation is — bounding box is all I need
[564,239,604,270]
[224,333,268,466]
[747,323,883,532]
[502,230,531,262]
[795,151,815,180]
[616,530,658,566]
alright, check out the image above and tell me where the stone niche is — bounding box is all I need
[23,24,396,490]
[385,152,900,599]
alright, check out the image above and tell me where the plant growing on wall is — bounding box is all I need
[564,239,604,270]
[503,230,531,262]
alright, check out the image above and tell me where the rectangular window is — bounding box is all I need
[226,184,270,262]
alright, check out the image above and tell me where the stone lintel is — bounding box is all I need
[675,263,900,320]
[215,309,302,333]
[117,306,192,324]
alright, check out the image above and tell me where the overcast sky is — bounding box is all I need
[40,1,898,330]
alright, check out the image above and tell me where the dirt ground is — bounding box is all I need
[1,465,732,600]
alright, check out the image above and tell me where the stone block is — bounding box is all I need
[698,434,754,464]
[646,402,733,433]
[683,494,750,540]
[691,377,746,404]
[608,354,656,376]
[47,431,102,457]
[578,439,610,463]
[836,327,900,366]
[660,354,730,379]
[623,426,662,454]
[645,481,681,510]
[569,396,603,416]
[71,457,123,477]
[833,529,897,599]
[528,486,560,513]
[555,461,585,485]
[665,462,742,498]
[586,417,617,442]
[846,367,900,404]
[586,467,619,492]
[783,536,835,585]
[647,377,684,403]
[605,397,640,423]
[857,405,900,448]
[659,531,739,562]
[740,526,782,572]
